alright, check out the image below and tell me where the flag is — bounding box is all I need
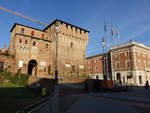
[111,27,117,36]
[104,22,107,32]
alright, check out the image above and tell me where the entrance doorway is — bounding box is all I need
[28,60,37,76]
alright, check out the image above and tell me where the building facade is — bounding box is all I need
[44,20,89,77]
[86,41,150,86]
[0,19,89,78]
[110,41,150,86]
[86,53,111,80]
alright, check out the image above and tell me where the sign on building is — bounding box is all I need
[65,64,70,67]
[18,60,23,67]
[79,65,84,69]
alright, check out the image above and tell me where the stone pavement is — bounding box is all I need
[65,95,138,113]
[32,87,150,113]
[91,92,150,103]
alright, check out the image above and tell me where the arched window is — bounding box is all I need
[32,41,36,46]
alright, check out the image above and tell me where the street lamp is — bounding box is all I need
[101,37,109,80]
[101,38,106,80]
[54,21,60,80]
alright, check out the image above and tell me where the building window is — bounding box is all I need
[25,39,27,44]
[66,24,68,29]
[31,31,34,36]
[42,33,44,38]
[80,30,82,34]
[115,53,118,58]
[126,60,130,68]
[19,39,22,43]
[115,62,119,69]
[125,51,129,56]
[75,28,77,32]
[139,76,142,84]
[32,41,36,46]
[44,67,46,72]
[70,42,73,48]
[71,26,73,30]
[20,28,24,34]
[46,44,48,48]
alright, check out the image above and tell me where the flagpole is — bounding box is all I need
[117,29,120,45]
[104,22,109,80]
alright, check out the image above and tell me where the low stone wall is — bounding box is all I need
[0,54,15,72]
[28,76,58,95]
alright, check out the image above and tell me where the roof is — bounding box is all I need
[86,53,106,59]
[10,23,46,32]
[43,19,90,32]
[10,19,90,33]
[110,41,150,51]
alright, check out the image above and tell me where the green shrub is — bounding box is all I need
[15,73,29,86]
[2,71,12,80]
[1,71,29,86]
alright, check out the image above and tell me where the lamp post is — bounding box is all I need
[102,38,106,80]
[54,22,60,80]
[101,37,109,80]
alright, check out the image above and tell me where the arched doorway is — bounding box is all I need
[28,60,37,76]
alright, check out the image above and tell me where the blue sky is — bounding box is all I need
[0,0,150,56]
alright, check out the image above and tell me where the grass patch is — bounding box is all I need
[0,76,42,113]
[0,84,42,113]
[0,83,20,87]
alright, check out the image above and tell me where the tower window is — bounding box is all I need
[71,26,73,30]
[20,28,24,34]
[80,30,82,34]
[32,41,36,46]
[46,44,48,48]
[31,31,34,36]
[70,42,73,48]
[19,39,22,43]
[25,39,28,44]
[42,33,44,38]
[66,24,68,29]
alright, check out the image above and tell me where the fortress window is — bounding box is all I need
[75,28,77,32]
[25,39,28,44]
[42,33,44,38]
[80,30,82,34]
[70,42,73,48]
[66,24,68,29]
[46,44,48,48]
[32,41,36,46]
[31,31,34,36]
[20,28,24,34]
[44,67,46,72]
[19,39,22,43]
[71,26,73,30]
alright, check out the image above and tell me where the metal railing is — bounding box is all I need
[16,84,59,113]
